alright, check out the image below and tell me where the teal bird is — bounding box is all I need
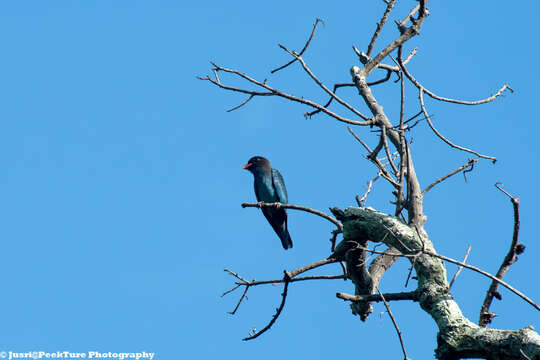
[242,156,293,250]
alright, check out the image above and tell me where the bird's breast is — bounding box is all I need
[253,175,277,202]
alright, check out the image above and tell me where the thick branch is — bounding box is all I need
[337,206,540,359]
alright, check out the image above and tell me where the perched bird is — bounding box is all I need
[242,156,293,250]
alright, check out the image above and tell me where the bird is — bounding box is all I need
[242,156,293,250]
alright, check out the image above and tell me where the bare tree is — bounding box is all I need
[199,1,539,359]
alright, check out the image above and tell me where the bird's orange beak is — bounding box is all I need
[242,163,252,170]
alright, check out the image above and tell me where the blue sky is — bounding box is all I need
[0,1,538,359]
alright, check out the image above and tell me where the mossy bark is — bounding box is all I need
[335,207,540,359]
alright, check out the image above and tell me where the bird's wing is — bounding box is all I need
[271,168,288,204]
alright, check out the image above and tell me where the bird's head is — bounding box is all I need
[242,156,271,173]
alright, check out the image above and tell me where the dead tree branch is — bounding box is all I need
[241,202,343,231]
[422,158,479,196]
[278,44,371,121]
[198,63,374,126]
[419,89,498,162]
[397,46,513,105]
[479,184,522,326]
[377,287,410,360]
[449,244,472,289]
[242,271,291,341]
[363,0,428,75]
[366,0,397,57]
[336,290,418,302]
[356,173,381,206]
[271,18,324,74]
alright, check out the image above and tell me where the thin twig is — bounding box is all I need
[419,89,497,162]
[347,127,400,188]
[368,69,393,86]
[366,0,397,57]
[290,258,339,277]
[429,250,538,311]
[397,47,513,105]
[404,255,418,288]
[243,271,291,341]
[348,125,372,152]
[241,202,343,231]
[375,47,418,73]
[422,158,479,196]
[377,287,410,360]
[330,229,341,252]
[271,19,324,74]
[306,71,391,118]
[479,184,522,326]
[199,63,374,126]
[357,173,381,206]
[279,44,371,121]
[234,274,345,287]
[449,244,472,289]
[229,285,250,315]
[363,1,428,75]
[226,94,255,112]
[305,83,354,117]
[221,284,241,297]
[382,125,399,175]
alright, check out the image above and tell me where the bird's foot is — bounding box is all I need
[257,201,265,208]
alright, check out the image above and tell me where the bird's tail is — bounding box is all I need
[280,230,293,250]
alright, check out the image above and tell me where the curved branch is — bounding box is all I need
[419,89,498,162]
[271,18,324,74]
[422,158,479,196]
[479,185,522,326]
[305,83,354,117]
[241,202,343,231]
[397,47,513,105]
[243,271,291,341]
[226,94,255,112]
